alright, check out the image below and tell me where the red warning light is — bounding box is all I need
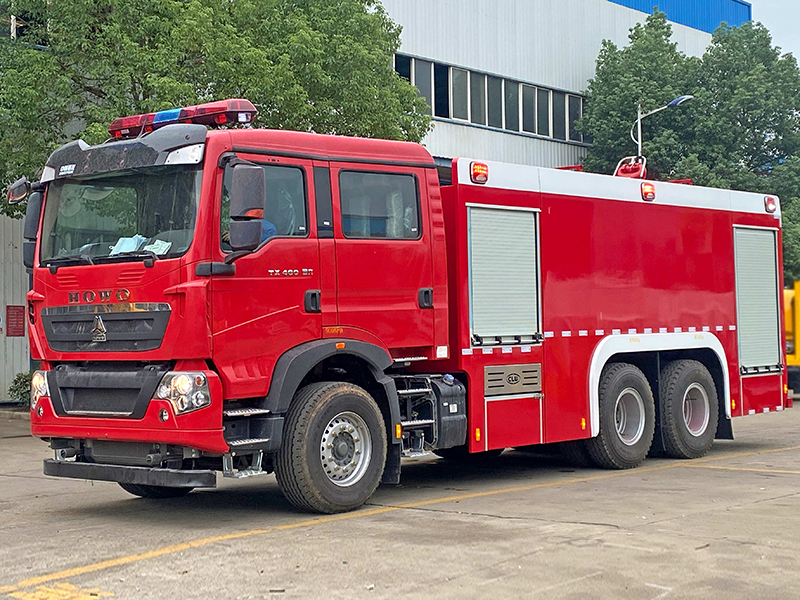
[641,182,656,201]
[765,196,777,213]
[470,162,489,184]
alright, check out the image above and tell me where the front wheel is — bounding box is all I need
[585,363,655,469]
[275,382,387,514]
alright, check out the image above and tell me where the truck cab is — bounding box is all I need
[24,100,456,512]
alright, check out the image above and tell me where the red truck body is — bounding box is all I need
[21,109,788,512]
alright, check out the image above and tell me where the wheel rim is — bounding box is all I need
[682,382,710,437]
[614,387,646,446]
[320,411,372,487]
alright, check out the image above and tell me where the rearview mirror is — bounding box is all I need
[23,191,43,240]
[229,220,262,252]
[229,164,265,218]
[6,176,30,204]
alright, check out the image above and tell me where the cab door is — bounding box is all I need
[329,164,435,355]
[210,154,322,399]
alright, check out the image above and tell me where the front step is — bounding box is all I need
[401,419,435,428]
[224,408,271,417]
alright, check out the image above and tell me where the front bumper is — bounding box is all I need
[31,396,229,454]
[43,459,216,488]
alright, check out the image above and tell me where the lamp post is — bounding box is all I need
[631,95,693,158]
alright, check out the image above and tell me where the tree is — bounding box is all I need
[580,12,800,279]
[0,0,432,217]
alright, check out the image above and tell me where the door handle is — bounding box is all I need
[418,287,434,309]
[304,289,322,313]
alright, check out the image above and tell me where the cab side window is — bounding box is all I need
[221,163,307,250]
[339,171,420,240]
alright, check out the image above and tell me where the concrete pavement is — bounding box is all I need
[1,409,800,599]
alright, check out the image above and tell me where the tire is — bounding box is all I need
[434,446,504,463]
[585,362,655,469]
[118,483,194,499]
[275,382,387,514]
[558,440,595,468]
[659,359,719,459]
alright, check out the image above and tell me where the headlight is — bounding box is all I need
[30,370,50,410]
[155,371,212,415]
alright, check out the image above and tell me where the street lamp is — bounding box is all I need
[630,95,693,158]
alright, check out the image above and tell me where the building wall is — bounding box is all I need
[382,0,718,165]
[0,215,30,403]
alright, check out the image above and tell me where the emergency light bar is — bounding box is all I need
[108,99,257,139]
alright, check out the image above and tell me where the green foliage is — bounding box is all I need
[580,12,800,280]
[0,0,431,217]
[7,369,33,405]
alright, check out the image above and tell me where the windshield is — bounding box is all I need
[40,166,203,263]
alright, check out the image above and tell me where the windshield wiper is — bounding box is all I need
[42,254,95,273]
[94,250,160,268]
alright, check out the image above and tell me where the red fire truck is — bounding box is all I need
[9,99,789,513]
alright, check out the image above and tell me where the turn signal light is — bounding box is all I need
[470,162,489,184]
[641,182,656,201]
[765,196,778,213]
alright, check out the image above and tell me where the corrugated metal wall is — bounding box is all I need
[0,214,30,403]
[607,0,751,34]
[382,0,715,166]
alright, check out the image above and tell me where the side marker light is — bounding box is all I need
[475,428,481,442]
[395,424,402,439]
[335,342,345,350]
[581,418,586,431]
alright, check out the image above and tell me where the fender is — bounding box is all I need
[263,338,401,445]
[588,332,731,437]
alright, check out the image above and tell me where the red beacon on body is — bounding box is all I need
[108,99,257,139]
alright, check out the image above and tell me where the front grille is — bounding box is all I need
[47,363,168,419]
[41,303,170,352]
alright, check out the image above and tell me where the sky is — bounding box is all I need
[750,0,800,60]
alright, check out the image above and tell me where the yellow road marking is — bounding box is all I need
[685,464,800,475]
[2,443,800,596]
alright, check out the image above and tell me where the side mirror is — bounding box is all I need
[229,164,265,218]
[6,176,30,204]
[229,220,263,252]
[23,191,43,240]
[23,241,36,269]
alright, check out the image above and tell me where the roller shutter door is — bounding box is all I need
[734,227,781,370]
[468,207,539,342]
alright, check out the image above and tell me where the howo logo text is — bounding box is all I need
[68,289,131,304]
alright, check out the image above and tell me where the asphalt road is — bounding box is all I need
[1,409,800,599]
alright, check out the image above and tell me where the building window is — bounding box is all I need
[522,85,536,134]
[504,80,519,132]
[487,76,503,129]
[415,59,432,115]
[537,89,550,137]
[434,63,449,118]
[339,171,420,240]
[582,99,592,144]
[568,95,582,142]
[394,54,411,82]
[470,72,486,126]
[552,91,566,141]
[451,68,468,120]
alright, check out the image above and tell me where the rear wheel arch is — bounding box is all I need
[589,333,731,438]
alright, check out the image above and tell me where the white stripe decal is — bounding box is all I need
[521,345,532,353]
[561,331,572,337]
[643,328,652,334]
[462,348,473,356]
[660,327,668,333]
[482,347,494,354]
[716,326,724,331]
[703,326,710,332]
[502,347,512,354]
[612,329,621,335]
[579,330,588,337]
[729,325,737,331]
[544,331,554,338]
[628,328,637,334]
[688,327,697,332]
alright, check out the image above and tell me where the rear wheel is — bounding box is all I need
[118,483,193,499]
[586,363,655,469]
[275,382,387,514]
[659,360,719,459]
